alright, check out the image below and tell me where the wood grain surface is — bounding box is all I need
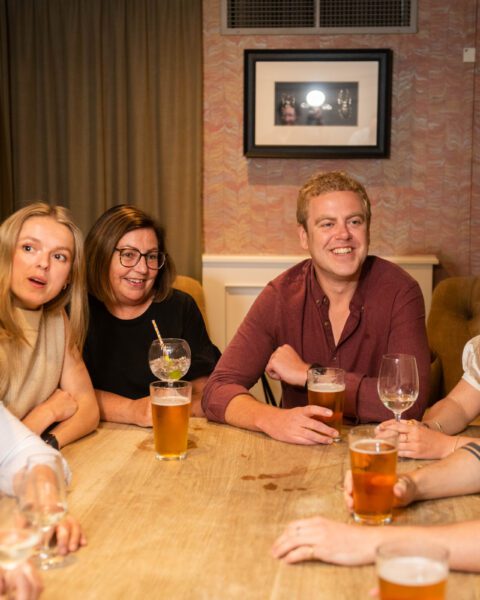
[42,420,480,599]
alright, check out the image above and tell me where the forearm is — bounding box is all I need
[224,394,278,433]
[21,403,57,435]
[95,389,139,424]
[410,446,480,500]
[375,522,480,572]
[425,379,480,434]
[50,394,99,447]
[424,399,469,434]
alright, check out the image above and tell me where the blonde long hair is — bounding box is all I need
[0,203,88,351]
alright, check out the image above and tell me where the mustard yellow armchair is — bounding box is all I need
[427,276,480,405]
[172,275,208,331]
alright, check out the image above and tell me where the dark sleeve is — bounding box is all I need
[179,295,221,381]
[349,280,431,423]
[202,284,279,423]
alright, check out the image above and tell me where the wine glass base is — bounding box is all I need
[36,553,66,571]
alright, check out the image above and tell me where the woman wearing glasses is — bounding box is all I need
[83,205,220,426]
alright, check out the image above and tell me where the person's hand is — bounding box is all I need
[378,419,455,459]
[0,561,43,600]
[343,470,418,512]
[42,389,78,422]
[55,515,87,555]
[261,405,338,445]
[130,396,152,427]
[272,515,380,566]
[265,345,310,387]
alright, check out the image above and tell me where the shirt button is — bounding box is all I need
[332,356,337,361]
[324,321,330,327]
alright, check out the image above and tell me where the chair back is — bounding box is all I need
[427,276,480,403]
[172,275,209,331]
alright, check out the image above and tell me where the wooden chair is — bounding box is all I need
[427,277,480,415]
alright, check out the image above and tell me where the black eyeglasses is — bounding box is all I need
[114,248,166,270]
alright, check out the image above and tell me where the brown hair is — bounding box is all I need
[85,205,176,306]
[296,171,372,231]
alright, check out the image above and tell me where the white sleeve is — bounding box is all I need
[0,404,71,495]
[462,336,480,392]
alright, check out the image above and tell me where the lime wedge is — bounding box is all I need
[169,369,182,380]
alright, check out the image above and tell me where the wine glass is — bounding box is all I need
[19,454,68,570]
[149,338,191,383]
[377,354,419,422]
[0,494,40,572]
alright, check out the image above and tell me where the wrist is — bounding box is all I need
[423,420,443,433]
[304,363,323,390]
[41,431,60,450]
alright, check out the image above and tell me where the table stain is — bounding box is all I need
[138,438,155,452]
[263,483,278,491]
[241,466,306,481]
[188,439,197,449]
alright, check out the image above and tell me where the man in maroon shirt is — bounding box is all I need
[202,171,430,445]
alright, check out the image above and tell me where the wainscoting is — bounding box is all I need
[202,254,439,351]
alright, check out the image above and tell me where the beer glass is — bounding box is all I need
[307,367,345,441]
[376,540,449,599]
[348,425,398,525]
[150,380,192,460]
[378,354,419,422]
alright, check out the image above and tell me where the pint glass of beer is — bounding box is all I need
[150,380,192,461]
[348,425,398,524]
[307,367,345,441]
[376,540,449,600]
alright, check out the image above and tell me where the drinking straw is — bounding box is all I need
[151,320,165,350]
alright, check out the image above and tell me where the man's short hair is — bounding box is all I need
[296,171,372,231]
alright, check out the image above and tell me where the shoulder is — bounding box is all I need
[362,256,419,289]
[153,288,196,311]
[268,259,311,293]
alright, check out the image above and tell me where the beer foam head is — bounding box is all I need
[350,438,397,454]
[379,556,448,586]
[151,396,190,407]
[308,382,345,392]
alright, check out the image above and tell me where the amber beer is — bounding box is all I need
[348,426,398,524]
[307,368,345,441]
[377,542,448,600]
[150,381,191,461]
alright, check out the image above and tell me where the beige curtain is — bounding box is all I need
[0,0,202,279]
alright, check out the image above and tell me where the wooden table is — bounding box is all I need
[42,420,480,599]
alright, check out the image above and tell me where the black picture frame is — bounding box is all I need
[244,49,392,159]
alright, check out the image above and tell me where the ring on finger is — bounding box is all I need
[307,545,315,560]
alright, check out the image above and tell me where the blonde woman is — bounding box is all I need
[0,203,99,448]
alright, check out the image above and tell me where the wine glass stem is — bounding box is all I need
[394,413,401,422]
[38,527,55,564]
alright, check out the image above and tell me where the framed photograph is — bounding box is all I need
[244,49,392,159]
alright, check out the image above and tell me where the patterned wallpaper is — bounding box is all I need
[203,0,479,279]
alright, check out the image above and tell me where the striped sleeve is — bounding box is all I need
[460,442,480,461]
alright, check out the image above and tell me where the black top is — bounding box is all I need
[84,291,221,399]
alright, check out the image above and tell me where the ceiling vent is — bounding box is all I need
[221,0,417,34]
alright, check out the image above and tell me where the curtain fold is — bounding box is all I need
[0,0,202,278]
